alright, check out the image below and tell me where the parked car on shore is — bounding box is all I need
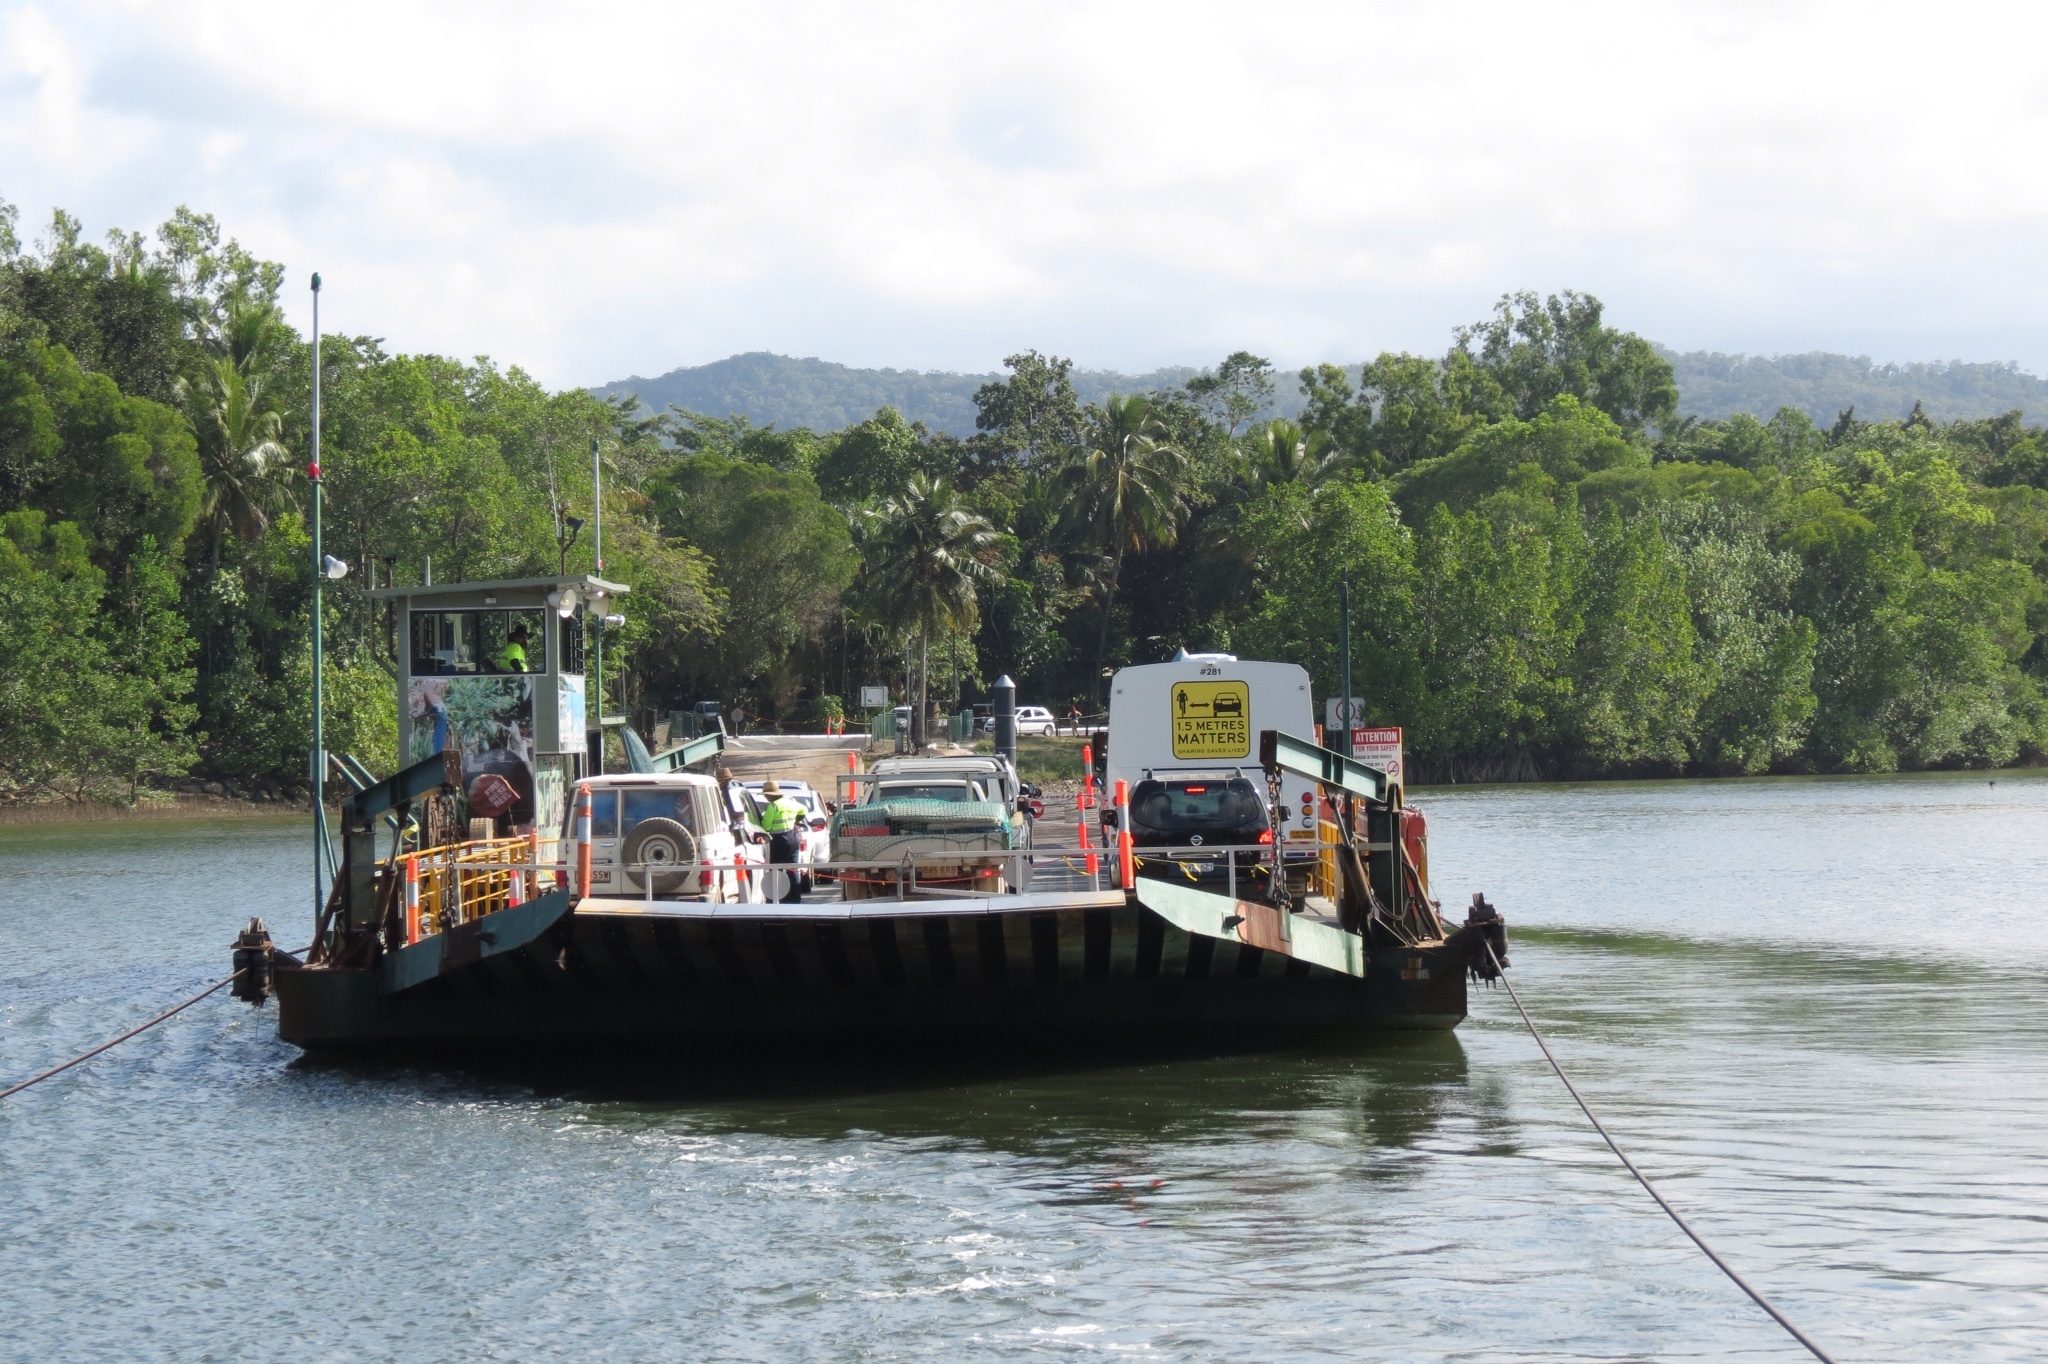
[975,705,1059,737]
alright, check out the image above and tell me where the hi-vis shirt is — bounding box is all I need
[760,796,805,833]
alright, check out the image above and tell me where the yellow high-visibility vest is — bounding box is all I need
[760,796,805,833]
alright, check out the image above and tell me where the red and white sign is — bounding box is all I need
[1351,726,1403,786]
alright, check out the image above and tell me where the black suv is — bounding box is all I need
[1124,771,1273,887]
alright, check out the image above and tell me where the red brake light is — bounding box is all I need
[1181,785,1208,795]
[1257,828,1273,845]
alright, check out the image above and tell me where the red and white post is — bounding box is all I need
[574,781,593,899]
[404,854,421,945]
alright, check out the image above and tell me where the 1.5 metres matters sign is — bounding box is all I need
[1171,680,1251,758]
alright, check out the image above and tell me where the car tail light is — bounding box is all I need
[1180,784,1208,794]
[1257,828,1273,845]
[809,818,827,830]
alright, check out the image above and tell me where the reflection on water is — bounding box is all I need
[3,778,2047,1360]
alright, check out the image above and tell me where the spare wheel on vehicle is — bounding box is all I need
[621,817,698,895]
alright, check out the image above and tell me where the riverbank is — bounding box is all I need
[0,793,311,826]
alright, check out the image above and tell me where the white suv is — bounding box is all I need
[576,773,762,902]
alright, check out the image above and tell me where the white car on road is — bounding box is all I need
[977,705,1060,737]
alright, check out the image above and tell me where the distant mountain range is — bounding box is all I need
[594,348,2048,437]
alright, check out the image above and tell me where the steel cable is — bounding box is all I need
[0,971,244,1102]
[1484,941,1840,1363]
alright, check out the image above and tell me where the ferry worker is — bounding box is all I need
[496,623,532,673]
[758,779,807,903]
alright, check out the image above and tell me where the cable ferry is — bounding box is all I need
[245,573,1506,1049]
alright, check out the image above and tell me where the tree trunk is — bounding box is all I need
[913,628,930,748]
[1091,548,1124,709]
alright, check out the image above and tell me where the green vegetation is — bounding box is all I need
[4,205,2046,801]
[976,735,1085,786]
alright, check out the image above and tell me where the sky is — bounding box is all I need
[4,0,2048,388]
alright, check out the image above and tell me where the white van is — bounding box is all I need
[1105,654,1322,849]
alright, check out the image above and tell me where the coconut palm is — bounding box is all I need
[1059,394,1189,703]
[1242,418,1345,488]
[175,292,293,564]
[861,474,999,746]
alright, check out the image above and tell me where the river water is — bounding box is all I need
[3,772,2045,1360]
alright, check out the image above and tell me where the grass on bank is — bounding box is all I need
[974,735,1087,785]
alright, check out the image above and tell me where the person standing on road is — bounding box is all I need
[758,779,807,903]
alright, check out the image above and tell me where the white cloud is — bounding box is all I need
[3,0,2047,382]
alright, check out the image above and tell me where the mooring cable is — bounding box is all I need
[0,970,245,1102]
[1484,942,1839,1363]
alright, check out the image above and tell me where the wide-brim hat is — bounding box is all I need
[760,779,782,796]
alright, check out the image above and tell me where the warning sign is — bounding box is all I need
[1351,726,1403,787]
[1171,680,1251,759]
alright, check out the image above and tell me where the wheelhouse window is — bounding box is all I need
[409,609,547,675]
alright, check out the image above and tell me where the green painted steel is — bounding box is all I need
[649,730,726,771]
[340,750,452,826]
[1135,879,1369,977]
[1257,728,1388,802]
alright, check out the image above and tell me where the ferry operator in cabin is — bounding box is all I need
[758,779,808,903]
[494,623,533,673]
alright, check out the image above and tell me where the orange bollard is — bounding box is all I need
[404,854,420,945]
[1081,744,1094,807]
[1114,779,1134,890]
[574,781,593,899]
[1078,790,1098,876]
[846,748,860,803]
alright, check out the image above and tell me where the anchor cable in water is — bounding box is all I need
[1484,942,1839,1364]
[0,970,244,1102]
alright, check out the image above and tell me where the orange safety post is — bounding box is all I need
[404,854,421,945]
[1081,744,1094,806]
[846,748,860,803]
[1114,778,1135,890]
[574,781,593,899]
[1077,789,1098,876]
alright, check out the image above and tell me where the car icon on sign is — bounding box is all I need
[1211,693,1244,717]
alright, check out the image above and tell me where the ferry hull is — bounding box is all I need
[275,893,1469,1049]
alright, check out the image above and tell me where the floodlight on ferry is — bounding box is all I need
[602,613,626,628]
[321,554,349,580]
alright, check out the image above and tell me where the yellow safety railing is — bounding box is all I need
[1313,819,1342,900]
[391,834,566,943]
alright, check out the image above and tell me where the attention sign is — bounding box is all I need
[1351,726,1403,787]
[1171,679,1251,758]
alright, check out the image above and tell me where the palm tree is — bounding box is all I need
[1242,418,1344,488]
[1060,395,1189,704]
[861,475,998,747]
[175,292,292,566]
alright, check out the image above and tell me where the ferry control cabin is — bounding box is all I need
[367,573,627,845]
